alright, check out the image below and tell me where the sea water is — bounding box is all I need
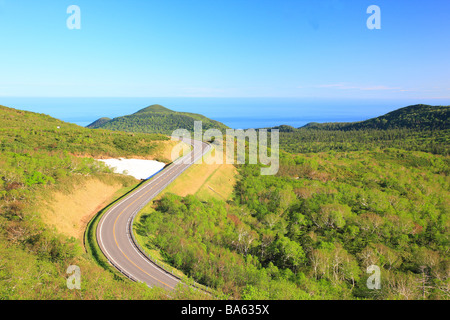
[1,97,448,129]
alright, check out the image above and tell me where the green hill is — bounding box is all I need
[300,104,450,131]
[272,105,450,155]
[87,104,229,135]
[133,104,174,114]
[86,117,112,128]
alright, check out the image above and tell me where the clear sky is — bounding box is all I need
[0,0,449,99]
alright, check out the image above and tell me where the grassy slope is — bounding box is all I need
[0,105,171,159]
[0,105,204,299]
[38,175,133,243]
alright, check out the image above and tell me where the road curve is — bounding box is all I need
[97,138,210,290]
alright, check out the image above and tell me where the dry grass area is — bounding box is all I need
[85,139,189,164]
[195,164,237,201]
[158,148,237,201]
[37,139,187,243]
[152,139,190,163]
[39,178,128,242]
[37,141,233,245]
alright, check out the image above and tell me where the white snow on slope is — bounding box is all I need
[97,158,166,180]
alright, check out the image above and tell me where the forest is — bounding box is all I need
[272,105,450,156]
[137,148,449,299]
[135,105,449,300]
[277,128,449,155]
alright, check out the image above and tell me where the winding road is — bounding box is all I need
[97,138,210,290]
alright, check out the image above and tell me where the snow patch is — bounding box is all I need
[97,158,166,180]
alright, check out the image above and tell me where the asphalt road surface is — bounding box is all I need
[97,138,211,290]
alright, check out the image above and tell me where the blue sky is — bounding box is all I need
[0,0,449,99]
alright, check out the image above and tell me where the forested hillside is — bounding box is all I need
[301,104,449,130]
[137,149,449,299]
[86,117,112,129]
[273,105,450,155]
[87,104,229,135]
[0,105,203,299]
[135,104,449,300]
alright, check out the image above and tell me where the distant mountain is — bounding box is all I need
[271,125,296,132]
[87,117,112,128]
[134,105,174,114]
[299,104,450,131]
[87,104,229,135]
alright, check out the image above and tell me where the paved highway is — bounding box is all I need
[97,138,210,290]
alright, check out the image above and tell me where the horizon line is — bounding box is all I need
[1,96,450,100]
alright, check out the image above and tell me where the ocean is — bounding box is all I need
[1,97,448,129]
